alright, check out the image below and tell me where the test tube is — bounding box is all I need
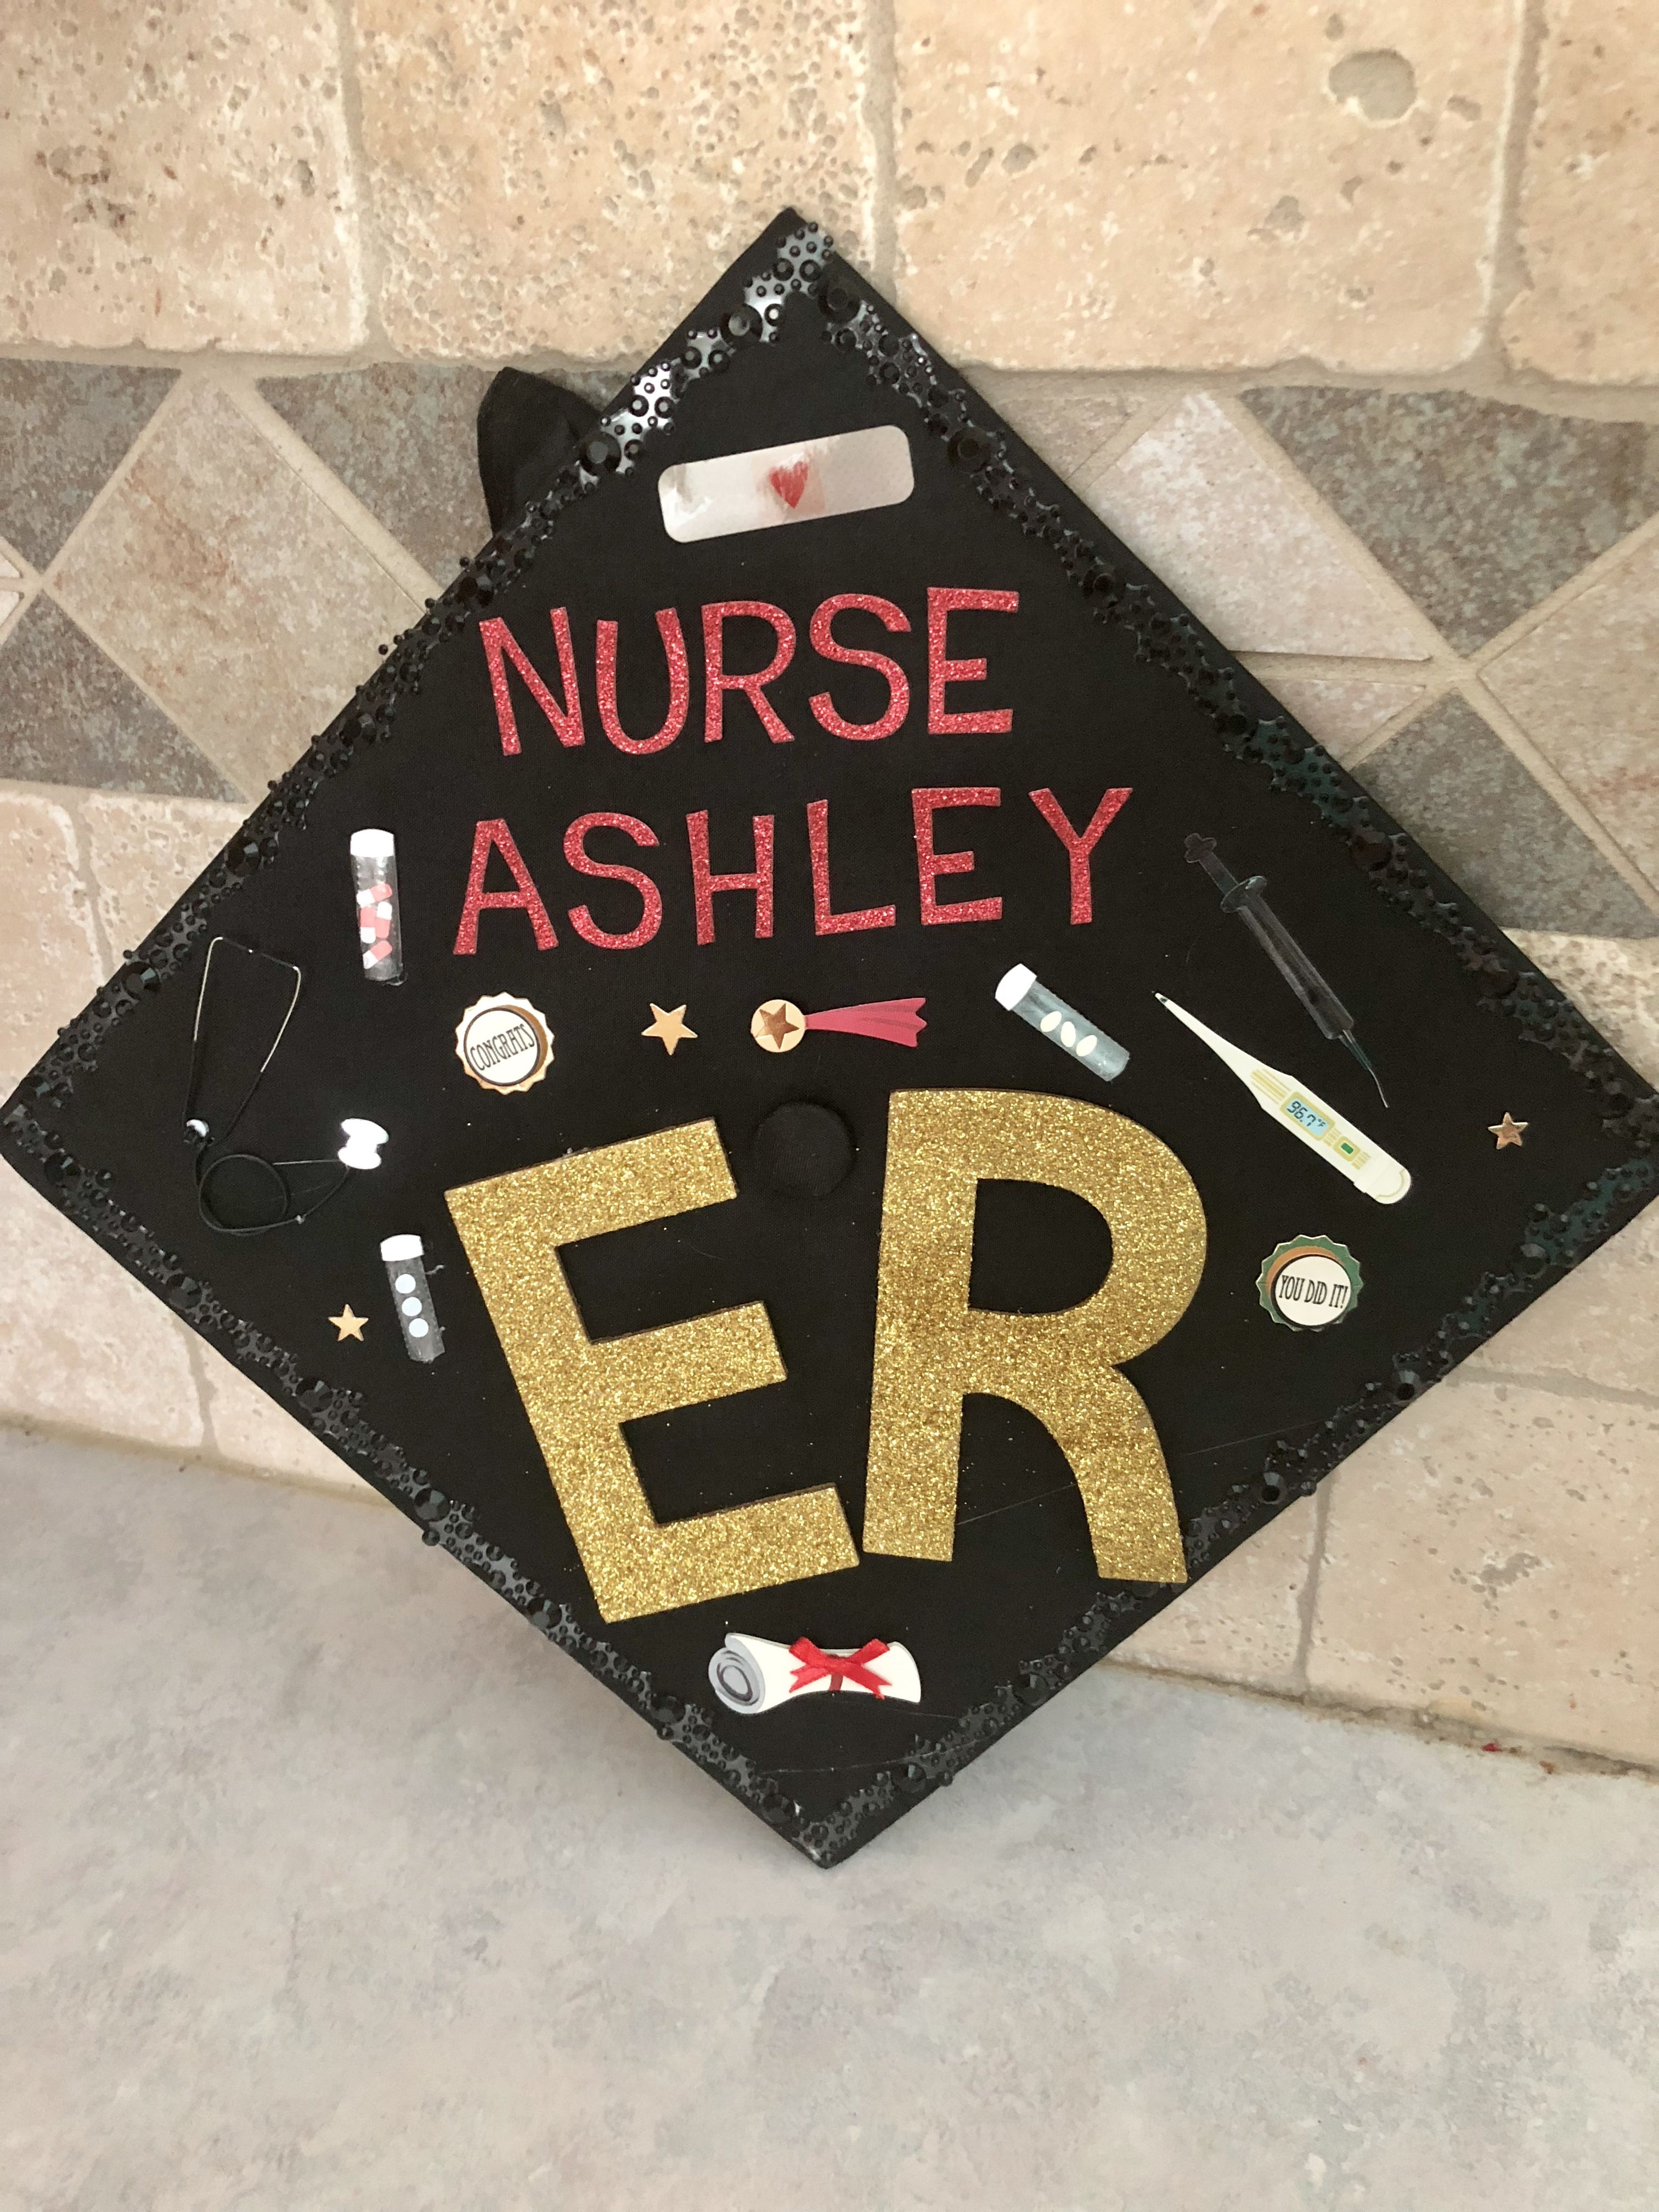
[351,829,402,983]
[995,964,1130,1082]
[380,1233,443,1362]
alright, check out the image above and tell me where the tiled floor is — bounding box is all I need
[4,1427,1656,2212]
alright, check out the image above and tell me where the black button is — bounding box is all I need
[751,1101,855,1199]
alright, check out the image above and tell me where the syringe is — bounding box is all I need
[1185,834,1384,1104]
[1157,994,1410,1204]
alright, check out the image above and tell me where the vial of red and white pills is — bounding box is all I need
[350,828,402,984]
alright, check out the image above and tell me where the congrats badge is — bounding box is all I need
[1257,1236,1363,1330]
[454,993,553,1094]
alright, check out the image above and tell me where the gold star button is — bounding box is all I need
[752,998,806,1052]
[642,1002,697,1055]
[1488,1113,1528,1150]
[329,1304,366,1341]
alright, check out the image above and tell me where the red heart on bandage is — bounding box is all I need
[768,459,810,509]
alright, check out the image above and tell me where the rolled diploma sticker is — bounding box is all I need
[708,1633,922,1715]
[996,964,1130,1082]
[380,1233,444,1363]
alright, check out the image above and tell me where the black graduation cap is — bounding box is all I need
[7,211,1654,1865]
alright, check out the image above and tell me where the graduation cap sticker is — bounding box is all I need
[7,211,1655,1866]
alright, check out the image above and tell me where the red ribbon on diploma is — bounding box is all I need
[788,1638,894,1697]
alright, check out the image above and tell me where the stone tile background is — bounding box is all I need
[1,0,1656,1807]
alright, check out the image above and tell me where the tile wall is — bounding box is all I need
[2,0,1655,1769]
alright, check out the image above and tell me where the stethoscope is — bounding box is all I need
[184,936,386,1236]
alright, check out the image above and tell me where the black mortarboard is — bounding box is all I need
[7,211,1654,1864]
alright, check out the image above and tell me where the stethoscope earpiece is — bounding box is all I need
[184,940,387,1237]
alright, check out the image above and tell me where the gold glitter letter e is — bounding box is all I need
[864,1091,1204,1583]
[448,1122,857,1621]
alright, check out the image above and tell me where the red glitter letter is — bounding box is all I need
[912,788,1003,926]
[702,602,797,743]
[478,611,584,754]
[686,811,776,944]
[807,799,896,936]
[927,588,1018,734]
[808,594,911,741]
[453,818,557,954]
[564,812,663,950]
[595,610,690,756]
[1029,787,1132,924]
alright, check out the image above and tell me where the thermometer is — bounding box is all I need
[1156,995,1411,1204]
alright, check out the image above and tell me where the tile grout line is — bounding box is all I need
[0,527,46,647]
[862,0,899,297]
[30,585,257,807]
[1469,494,1659,670]
[1205,390,1451,664]
[1194,389,1659,909]
[37,365,204,596]
[1187,1666,1659,1786]
[53,786,116,977]
[183,1335,221,1462]
[1463,672,1659,916]
[1455,1365,1659,1410]
[319,0,381,352]
[1239,647,1451,685]
[212,369,439,603]
[30,365,269,791]
[1289,1482,1333,1693]
[1071,388,1180,483]
[1483,0,1548,371]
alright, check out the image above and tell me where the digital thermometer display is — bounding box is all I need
[1156,994,1412,1205]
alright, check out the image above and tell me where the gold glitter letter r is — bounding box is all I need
[863,1091,1204,1583]
[447,1122,857,1622]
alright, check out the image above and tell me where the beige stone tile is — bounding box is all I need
[1081,395,1430,657]
[81,792,246,962]
[0,787,103,1091]
[964,373,1138,490]
[1111,1496,1317,1692]
[1244,666,1427,764]
[0,0,364,352]
[1482,533,1659,894]
[354,0,876,360]
[1506,932,1659,1085]
[1503,0,1659,382]
[1471,1201,1659,1397]
[1308,1378,1659,1764]
[894,0,1517,372]
[50,385,421,802]
[0,1173,202,1453]
[198,1339,374,1497]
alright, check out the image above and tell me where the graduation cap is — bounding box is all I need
[7,211,1654,1866]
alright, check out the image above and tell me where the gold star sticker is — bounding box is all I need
[642,1003,697,1055]
[1489,1113,1528,1150]
[329,1305,366,1342]
[752,997,805,1051]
